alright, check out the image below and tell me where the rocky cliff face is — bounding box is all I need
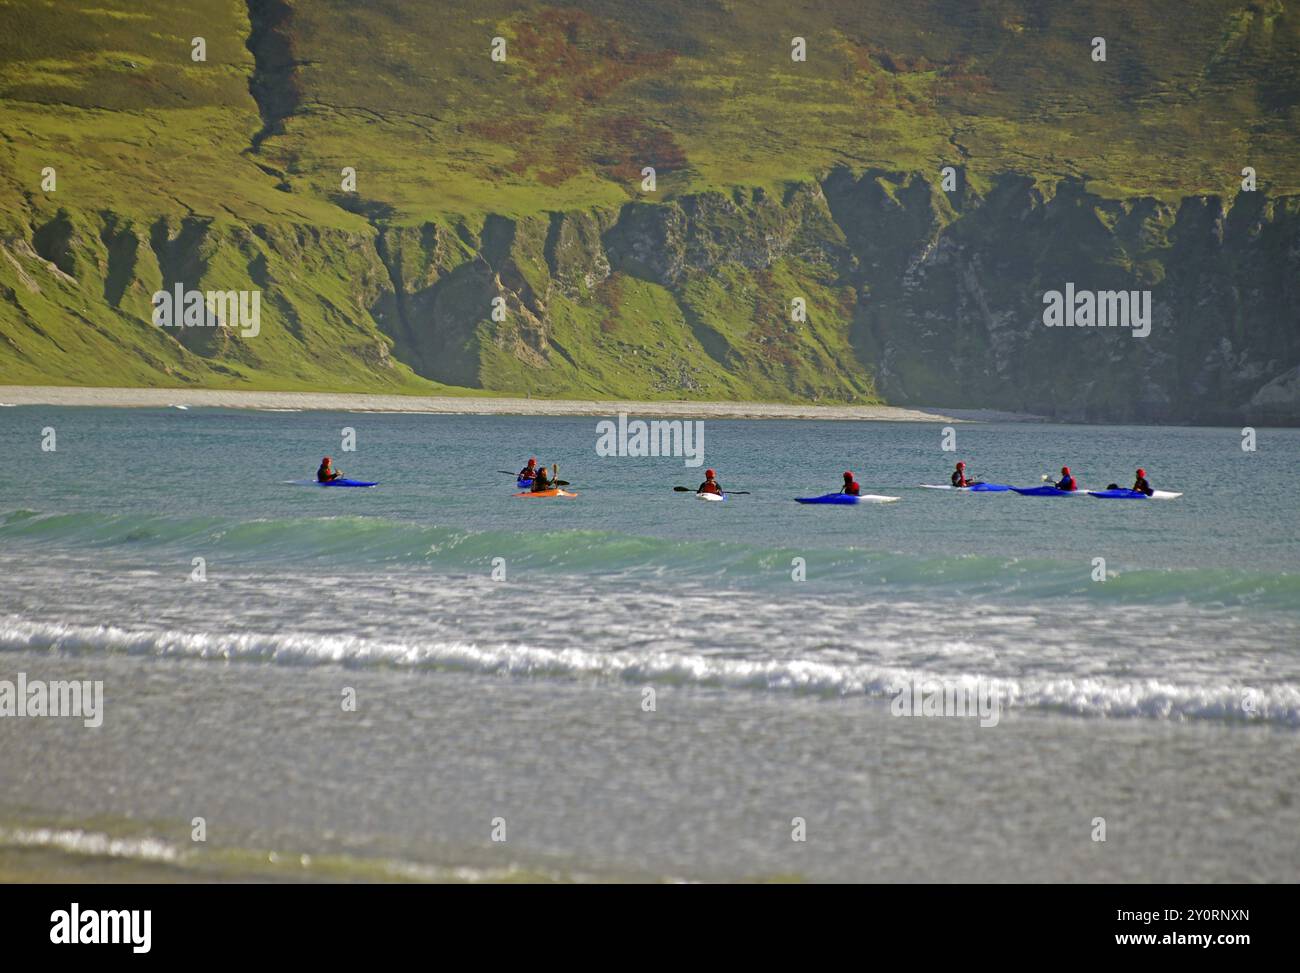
[358,169,1300,422]
[3,170,1297,422]
[821,169,1300,423]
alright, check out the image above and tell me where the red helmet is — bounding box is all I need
[705,469,715,478]
[843,470,854,479]
[529,457,536,464]
[1061,466,1070,475]
[956,461,965,469]
[323,457,331,464]
[1137,468,1146,477]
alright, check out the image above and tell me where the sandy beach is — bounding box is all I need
[0,386,1040,422]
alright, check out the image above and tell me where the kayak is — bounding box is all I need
[795,493,900,504]
[514,489,578,498]
[287,478,378,488]
[1009,486,1089,497]
[1088,488,1183,500]
[516,477,534,488]
[918,483,1012,492]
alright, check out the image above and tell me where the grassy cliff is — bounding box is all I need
[1,1,1298,419]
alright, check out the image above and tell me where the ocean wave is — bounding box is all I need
[0,827,180,863]
[3,507,1298,610]
[0,826,589,883]
[3,616,1295,726]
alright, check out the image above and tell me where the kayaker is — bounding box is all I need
[317,456,342,482]
[1132,468,1154,496]
[698,469,723,496]
[951,461,975,487]
[518,457,539,479]
[1056,466,1078,491]
[841,471,861,496]
[530,463,559,492]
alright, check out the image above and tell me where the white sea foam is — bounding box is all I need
[0,827,181,863]
[2,615,1296,726]
[0,825,599,883]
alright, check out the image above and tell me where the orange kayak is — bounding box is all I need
[514,489,578,498]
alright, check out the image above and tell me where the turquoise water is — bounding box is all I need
[5,408,1297,588]
[0,406,1298,881]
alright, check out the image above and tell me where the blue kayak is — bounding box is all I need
[919,483,1012,492]
[1010,486,1087,497]
[517,477,534,488]
[795,493,900,504]
[289,478,378,488]
[1089,488,1182,500]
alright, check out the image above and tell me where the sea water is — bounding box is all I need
[0,407,1297,881]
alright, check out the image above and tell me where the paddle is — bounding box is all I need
[1040,473,1083,491]
[673,486,750,495]
[530,465,567,489]
[508,466,568,486]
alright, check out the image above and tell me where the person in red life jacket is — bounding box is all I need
[841,471,861,496]
[518,457,539,479]
[530,463,559,492]
[1132,468,1153,496]
[951,461,973,487]
[698,469,723,496]
[317,456,342,482]
[1056,466,1078,491]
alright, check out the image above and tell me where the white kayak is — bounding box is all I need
[696,492,726,501]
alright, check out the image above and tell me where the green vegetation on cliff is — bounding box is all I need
[1,1,1298,419]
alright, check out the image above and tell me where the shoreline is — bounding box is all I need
[0,386,1041,423]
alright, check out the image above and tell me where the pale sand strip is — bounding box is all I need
[0,386,1042,423]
